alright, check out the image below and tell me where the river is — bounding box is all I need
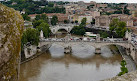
[20,34,122,81]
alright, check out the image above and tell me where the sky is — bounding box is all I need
[48,0,137,3]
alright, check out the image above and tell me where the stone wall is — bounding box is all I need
[0,4,24,81]
[103,71,137,81]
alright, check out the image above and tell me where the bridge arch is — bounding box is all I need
[50,24,74,34]
[57,28,69,33]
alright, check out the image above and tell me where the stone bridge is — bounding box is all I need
[39,39,129,53]
[38,30,137,62]
[50,24,75,34]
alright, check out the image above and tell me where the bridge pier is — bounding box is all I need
[64,46,72,54]
[95,48,101,54]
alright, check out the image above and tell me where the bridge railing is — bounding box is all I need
[40,38,128,43]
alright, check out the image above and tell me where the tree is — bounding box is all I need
[70,18,86,35]
[115,21,127,37]
[35,15,41,20]
[64,20,69,24]
[109,18,119,32]
[33,19,45,28]
[22,14,30,21]
[124,6,130,15]
[71,26,85,35]
[51,15,58,26]
[118,60,128,76]
[80,18,87,27]
[36,22,51,38]
[91,18,95,25]
[2,1,66,14]
[75,20,78,24]
[48,2,54,7]
[35,14,48,22]
[109,18,127,37]
[21,28,39,50]
[41,14,48,22]
[99,31,109,38]
[113,10,122,14]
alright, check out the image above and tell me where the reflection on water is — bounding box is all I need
[20,43,122,81]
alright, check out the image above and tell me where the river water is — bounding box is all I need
[20,34,122,81]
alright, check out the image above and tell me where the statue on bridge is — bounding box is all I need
[125,31,132,42]
[40,30,44,40]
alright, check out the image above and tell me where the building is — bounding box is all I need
[95,15,110,27]
[69,15,92,24]
[78,15,92,24]
[78,1,87,8]
[132,17,137,26]
[95,14,133,28]
[28,14,38,20]
[90,11,100,18]
[24,21,33,30]
[11,2,17,5]
[131,10,137,17]
[96,3,108,8]
[20,9,25,14]
[127,4,137,11]
[28,13,69,23]
[46,13,69,22]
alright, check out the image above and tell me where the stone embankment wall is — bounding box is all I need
[0,4,24,81]
[104,71,137,81]
[103,46,137,81]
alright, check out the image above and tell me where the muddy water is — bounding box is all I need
[20,34,122,81]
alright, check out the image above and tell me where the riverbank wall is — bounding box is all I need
[103,46,137,81]
[21,45,50,64]
[116,45,136,72]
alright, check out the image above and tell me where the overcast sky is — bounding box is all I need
[48,0,137,3]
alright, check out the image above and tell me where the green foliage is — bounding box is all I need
[75,20,78,24]
[118,60,128,76]
[35,14,48,22]
[32,14,50,38]
[35,15,41,21]
[87,4,94,10]
[21,28,39,49]
[113,10,122,14]
[124,6,130,15]
[22,14,30,21]
[64,20,69,24]
[109,18,127,37]
[51,15,58,26]
[2,1,66,14]
[109,18,119,31]
[48,2,54,7]
[33,19,45,28]
[99,31,109,38]
[41,6,66,14]
[80,18,87,27]
[91,18,95,24]
[71,18,87,35]
[36,22,51,38]
[115,22,127,37]
[121,60,127,66]
[71,26,85,35]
